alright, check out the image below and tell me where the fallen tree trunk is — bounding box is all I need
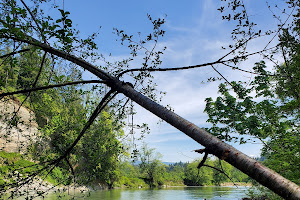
[118,83,300,200]
[4,36,300,199]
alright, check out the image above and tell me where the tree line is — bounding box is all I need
[117,144,249,189]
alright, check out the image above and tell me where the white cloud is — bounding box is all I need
[91,0,282,162]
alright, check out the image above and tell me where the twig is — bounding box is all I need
[211,65,233,87]
[65,157,75,183]
[221,62,274,76]
[263,5,296,51]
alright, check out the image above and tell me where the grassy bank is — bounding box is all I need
[0,151,69,189]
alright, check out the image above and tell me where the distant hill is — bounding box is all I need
[162,162,175,165]
[131,160,183,166]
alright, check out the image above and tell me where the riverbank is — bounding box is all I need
[221,182,252,187]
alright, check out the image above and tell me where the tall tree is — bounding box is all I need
[77,111,124,188]
[138,144,166,187]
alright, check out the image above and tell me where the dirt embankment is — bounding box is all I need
[0,98,38,153]
[0,99,92,195]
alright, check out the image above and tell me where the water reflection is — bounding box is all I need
[43,186,249,200]
[183,187,235,199]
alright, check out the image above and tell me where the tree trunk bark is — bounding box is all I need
[7,37,300,199]
[118,84,300,200]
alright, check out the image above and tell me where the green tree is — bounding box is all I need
[230,167,248,183]
[0,48,19,90]
[77,111,124,188]
[184,160,213,186]
[204,63,300,187]
[164,163,186,186]
[116,161,147,188]
[138,144,166,187]
[212,160,232,186]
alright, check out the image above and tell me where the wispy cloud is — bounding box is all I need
[81,0,279,162]
[129,1,272,162]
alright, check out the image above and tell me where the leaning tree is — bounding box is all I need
[0,0,299,199]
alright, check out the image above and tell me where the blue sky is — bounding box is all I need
[54,0,289,162]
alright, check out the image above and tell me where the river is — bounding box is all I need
[43,186,250,200]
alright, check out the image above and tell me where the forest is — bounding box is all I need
[0,47,248,190]
[0,0,299,199]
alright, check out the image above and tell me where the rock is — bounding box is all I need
[0,98,38,153]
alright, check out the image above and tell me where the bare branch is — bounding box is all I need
[221,62,274,76]
[117,46,277,78]
[263,5,296,51]
[117,60,221,78]
[203,164,238,188]
[197,151,209,169]
[211,65,233,87]
[0,80,105,97]
[267,1,283,24]
[33,51,47,87]
[20,0,47,44]
[217,36,253,62]
[0,43,23,67]
[65,157,75,182]
[0,48,30,59]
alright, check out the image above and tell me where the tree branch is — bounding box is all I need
[197,151,209,169]
[263,5,296,51]
[203,164,238,188]
[211,65,233,87]
[280,44,300,100]
[20,0,47,44]
[0,80,105,97]
[0,34,113,82]
[9,52,47,123]
[49,89,118,167]
[65,157,75,182]
[221,62,274,76]
[0,48,31,59]
[0,43,23,68]
[117,46,277,78]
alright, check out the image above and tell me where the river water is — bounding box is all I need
[44,186,250,200]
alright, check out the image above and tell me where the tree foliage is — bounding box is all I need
[138,144,166,187]
[204,2,300,193]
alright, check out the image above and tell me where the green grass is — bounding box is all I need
[0,151,70,189]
